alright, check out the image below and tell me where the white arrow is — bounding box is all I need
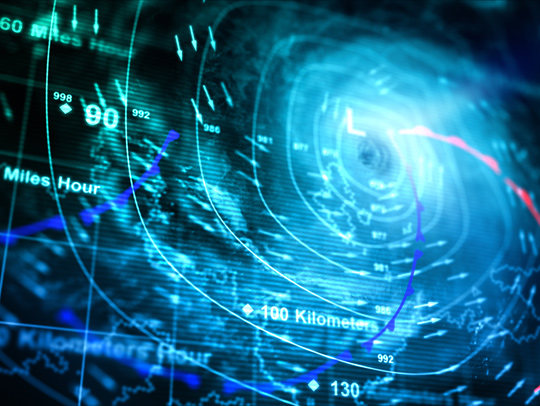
[342,299,368,306]
[266,250,293,261]
[525,389,539,405]
[331,252,357,258]
[114,79,126,106]
[506,183,516,207]
[519,229,527,254]
[345,270,371,277]
[190,98,203,124]
[382,204,403,214]
[221,82,233,107]
[507,379,525,397]
[443,385,467,396]
[487,330,509,340]
[378,191,398,201]
[464,297,486,306]
[388,241,412,249]
[528,285,536,307]
[417,317,440,325]
[423,330,447,339]
[175,35,183,61]
[0,92,13,121]
[425,240,447,249]
[391,257,414,265]
[432,258,454,267]
[208,26,216,51]
[93,9,99,35]
[321,92,328,113]
[510,274,521,294]
[202,85,215,111]
[470,316,493,325]
[189,25,197,51]
[414,301,438,309]
[237,170,261,187]
[235,150,258,167]
[93,83,107,108]
[72,5,77,31]
[258,229,284,240]
[528,232,538,256]
[447,272,468,281]
[495,362,513,380]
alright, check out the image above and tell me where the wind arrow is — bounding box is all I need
[220,82,233,107]
[175,35,183,61]
[388,241,412,249]
[525,389,539,405]
[447,272,468,281]
[414,301,438,309]
[208,26,216,51]
[495,362,513,380]
[425,240,447,249]
[529,232,538,256]
[464,297,486,306]
[487,330,509,340]
[382,205,403,214]
[72,5,77,31]
[321,92,328,113]
[423,329,447,339]
[93,9,99,35]
[470,316,493,325]
[115,79,126,106]
[443,385,467,396]
[417,317,440,325]
[378,191,398,201]
[519,229,526,253]
[189,25,197,51]
[432,258,454,267]
[190,98,203,124]
[507,379,525,397]
[258,229,284,240]
[391,257,414,265]
[528,285,536,307]
[331,252,357,258]
[203,85,214,111]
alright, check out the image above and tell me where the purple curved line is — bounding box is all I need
[361,249,423,353]
[360,137,426,352]
[0,130,180,245]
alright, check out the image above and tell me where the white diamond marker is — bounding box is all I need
[242,304,253,316]
[308,379,319,392]
[60,103,72,114]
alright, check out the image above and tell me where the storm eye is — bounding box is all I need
[357,137,386,171]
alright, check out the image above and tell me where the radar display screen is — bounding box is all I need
[0,0,540,405]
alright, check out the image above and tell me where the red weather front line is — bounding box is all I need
[399,126,540,227]
[535,384,540,394]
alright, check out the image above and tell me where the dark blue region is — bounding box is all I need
[1,129,180,245]
[56,308,200,390]
[223,350,353,394]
